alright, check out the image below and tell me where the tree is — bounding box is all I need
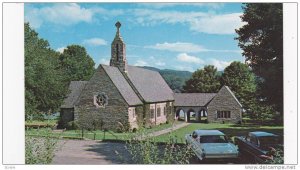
[59,45,95,82]
[25,23,68,118]
[235,3,283,114]
[221,61,257,111]
[183,65,220,93]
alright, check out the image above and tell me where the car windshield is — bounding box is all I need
[258,136,280,146]
[200,135,228,143]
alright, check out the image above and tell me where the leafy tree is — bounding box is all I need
[221,61,257,111]
[25,23,68,118]
[59,45,95,82]
[235,3,283,114]
[183,65,221,93]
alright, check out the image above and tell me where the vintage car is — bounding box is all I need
[234,131,282,163]
[185,130,239,161]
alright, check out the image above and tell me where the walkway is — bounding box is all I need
[141,122,190,140]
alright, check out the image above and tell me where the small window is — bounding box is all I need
[132,108,136,119]
[150,109,155,119]
[157,107,161,117]
[163,106,166,115]
[217,111,231,119]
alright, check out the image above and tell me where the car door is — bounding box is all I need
[190,132,203,160]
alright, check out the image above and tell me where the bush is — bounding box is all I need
[124,128,195,164]
[25,129,59,164]
[66,121,79,130]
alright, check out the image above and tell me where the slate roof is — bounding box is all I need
[101,65,143,106]
[61,81,88,108]
[174,93,216,106]
[127,66,174,103]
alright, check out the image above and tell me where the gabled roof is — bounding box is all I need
[174,93,217,107]
[223,86,242,107]
[61,81,88,108]
[127,66,174,103]
[101,65,143,106]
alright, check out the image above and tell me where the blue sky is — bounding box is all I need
[25,3,245,72]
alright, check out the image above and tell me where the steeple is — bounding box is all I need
[110,21,127,73]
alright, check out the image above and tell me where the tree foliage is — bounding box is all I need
[25,23,96,119]
[221,61,257,111]
[59,45,95,82]
[235,3,283,114]
[183,65,221,93]
[25,23,68,117]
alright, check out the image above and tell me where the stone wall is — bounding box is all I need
[75,66,135,131]
[143,102,174,127]
[207,86,242,124]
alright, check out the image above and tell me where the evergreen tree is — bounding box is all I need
[236,3,283,114]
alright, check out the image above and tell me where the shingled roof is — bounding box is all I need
[174,93,217,106]
[61,81,88,108]
[102,65,143,106]
[127,66,174,103]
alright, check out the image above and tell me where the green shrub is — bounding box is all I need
[66,121,79,130]
[25,129,59,164]
[124,128,195,164]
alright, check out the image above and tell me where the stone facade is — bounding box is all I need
[143,102,174,127]
[75,66,142,131]
[207,86,242,123]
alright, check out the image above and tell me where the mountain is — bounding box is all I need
[140,66,192,92]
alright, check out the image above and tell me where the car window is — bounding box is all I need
[250,136,258,145]
[258,136,279,146]
[200,135,228,143]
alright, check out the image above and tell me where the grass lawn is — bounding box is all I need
[154,123,284,144]
[25,121,179,141]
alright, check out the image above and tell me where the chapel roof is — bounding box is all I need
[101,65,143,106]
[61,81,88,108]
[127,66,175,103]
[173,93,217,107]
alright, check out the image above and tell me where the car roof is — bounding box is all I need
[250,131,278,137]
[194,130,225,136]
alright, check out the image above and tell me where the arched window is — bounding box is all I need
[116,44,119,61]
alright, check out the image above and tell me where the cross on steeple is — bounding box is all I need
[110,21,127,73]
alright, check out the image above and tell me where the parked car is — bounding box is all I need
[185,130,239,161]
[234,131,282,163]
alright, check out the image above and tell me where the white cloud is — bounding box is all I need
[146,42,206,53]
[56,47,66,53]
[155,61,166,66]
[177,53,204,64]
[25,3,124,29]
[99,58,110,65]
[83,38,107,46]
[189,13,245,34]
[134,60,149,66]
[139,3,224,9]
[131,8,244,34]
[209,58,232,71]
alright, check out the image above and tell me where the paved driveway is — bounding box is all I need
[52,140,132,164]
